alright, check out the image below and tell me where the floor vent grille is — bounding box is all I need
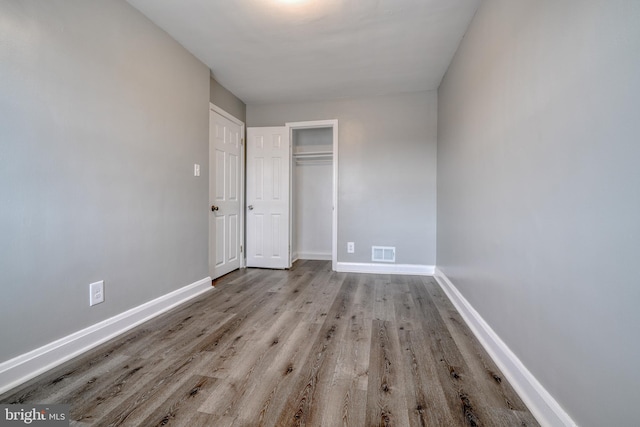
[372,246,395,263]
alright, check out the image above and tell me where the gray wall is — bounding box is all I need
[437,1,640,426]
[248,92,437,265]
[210,76,246,123]
[0,0,210,362]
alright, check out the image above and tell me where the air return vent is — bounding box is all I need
[372,246,395,263]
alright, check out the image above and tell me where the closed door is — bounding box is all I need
[246,127,290,269]
[209,109,242,279]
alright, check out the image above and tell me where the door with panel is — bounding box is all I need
[246,127,290,269]
[209,109,242,279]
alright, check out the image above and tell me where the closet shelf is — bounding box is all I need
[293,151,333,159]
[294,151,333,164]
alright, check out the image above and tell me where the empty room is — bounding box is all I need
[1,1,638,426]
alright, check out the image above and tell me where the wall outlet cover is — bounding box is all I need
[90,280,104,306]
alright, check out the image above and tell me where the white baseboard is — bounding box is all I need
[336,262,435,276]
[0,276,213,395]
[297,252,332,261]
[433,268,576,427]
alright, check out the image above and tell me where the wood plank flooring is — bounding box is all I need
[0,260,538,426]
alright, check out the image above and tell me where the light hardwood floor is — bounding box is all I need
[0,260,538,426]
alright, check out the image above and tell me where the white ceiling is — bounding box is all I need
[127,0,480,105]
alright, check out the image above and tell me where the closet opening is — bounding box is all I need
[287,120,338,271]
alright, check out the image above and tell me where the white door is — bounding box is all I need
[209,109,242,279]
[246,127,290,269]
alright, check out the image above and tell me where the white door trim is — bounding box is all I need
[210,103,244,128]
[209,103,245,270]
[286,119,338,271]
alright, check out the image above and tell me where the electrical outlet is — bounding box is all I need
[89,280,104,306]
[347,242,355,253]
[194,163,201,177]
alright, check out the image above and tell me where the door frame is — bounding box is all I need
[286,119,338,271]
[209,103,246,277]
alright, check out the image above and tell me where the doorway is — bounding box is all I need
[288,120,338,271]
[245,120,338,270]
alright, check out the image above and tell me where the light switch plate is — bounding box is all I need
[194,164,201,177]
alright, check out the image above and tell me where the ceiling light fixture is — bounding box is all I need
[266,0,338,19]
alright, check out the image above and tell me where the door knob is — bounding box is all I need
[211,205,219,212]
[248,205,254,210]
